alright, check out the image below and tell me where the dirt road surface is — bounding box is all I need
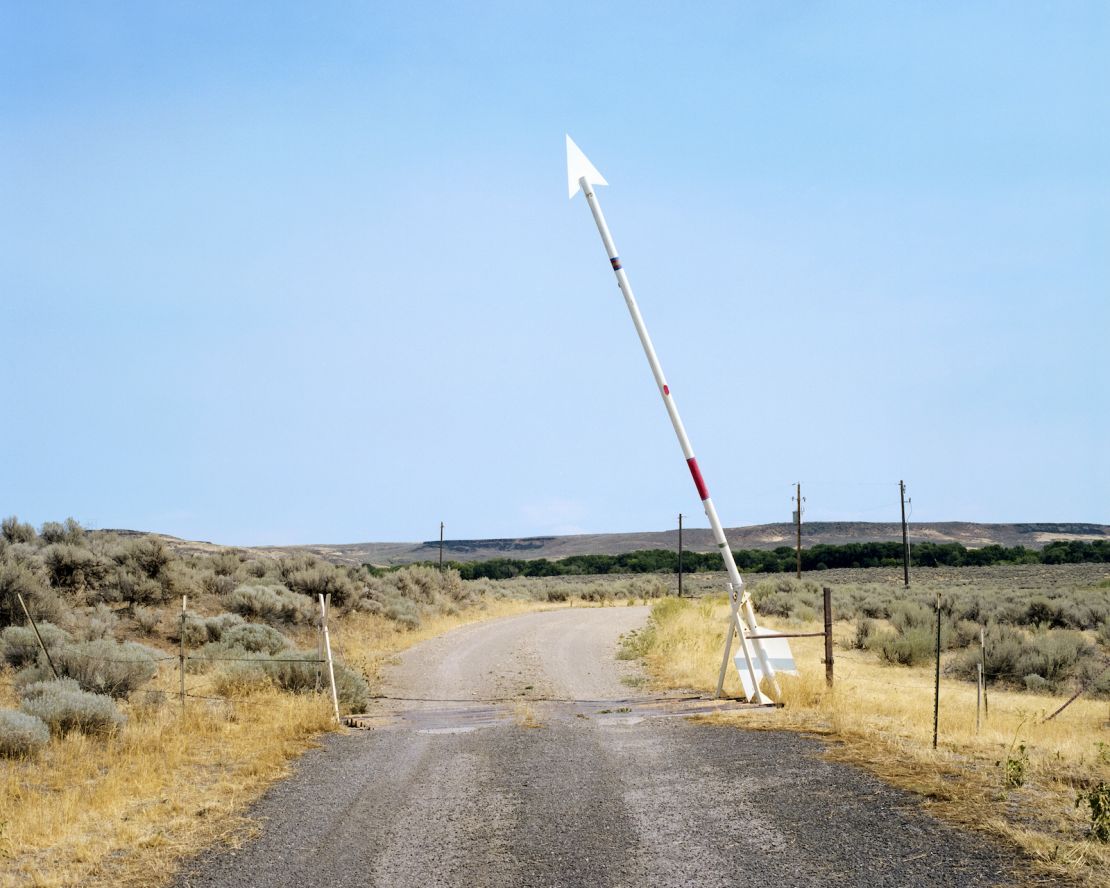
[176,607,1047,887]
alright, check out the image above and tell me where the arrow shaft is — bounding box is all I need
[579,176,779,701]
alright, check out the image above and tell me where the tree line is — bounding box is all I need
[382,539,1110,580]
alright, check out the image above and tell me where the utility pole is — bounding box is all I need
[438,521,444,571]
[677,512,684,597]
[793,483,804,579]
[900,480,910,588]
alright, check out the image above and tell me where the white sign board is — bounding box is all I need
[734,636,798,701]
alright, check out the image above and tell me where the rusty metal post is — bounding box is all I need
[823,586,834,687]
[677,512,684,597]
[933,589,942,749]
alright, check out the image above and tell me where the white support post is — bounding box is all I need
[568,134,792,702]
[318,594,340,723]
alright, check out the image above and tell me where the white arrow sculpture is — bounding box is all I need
[566,135,795,703]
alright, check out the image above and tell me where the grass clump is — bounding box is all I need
[20,678,125,736]
[0,709,50,757]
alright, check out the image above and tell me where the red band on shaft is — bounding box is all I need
[687,457,709,501]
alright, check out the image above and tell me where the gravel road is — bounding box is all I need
[175,607,1048,887]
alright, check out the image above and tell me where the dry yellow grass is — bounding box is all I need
[0,595,566,887]
[637,595,1110,887]
[0,679,334,888]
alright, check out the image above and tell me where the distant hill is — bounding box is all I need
[112,522,1110,567]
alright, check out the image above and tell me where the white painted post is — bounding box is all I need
[567,135,791,702]
[318,594,340,723]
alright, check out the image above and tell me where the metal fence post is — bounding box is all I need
[823,586,834,688]
[179,595,187,712]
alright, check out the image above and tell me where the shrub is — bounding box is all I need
[1025,597,1067,628]
[1,516,36,544]
[227,585,315,625]
[1024,674,1050,692]
[1025,631,1091,684]
[220,622,288,655]
[580,583,615,603]
[630,576,667,599]
[39,518,84,545]
[50,639,160,697]
[753,590,792,618]
[133,605,162,635]
[545,587,569,602]
[0,709,50,757]
[127,538,172,579]
[858,596,890,619]
[109,567,166,605]
[1076,782,1110,843]
[78,602,120,641]
[202,612,245,641]
[384,599,421,629]
[287,566,357,608]
[953,625,1093,688]
[0,622,72,668]
[200,572,237,597]
[166,613,211,646]
[20,679,124,735]
[978,623,1027,682]
[207,552,242,577]
[849,618,876,650]
[42,544,110,595]
[211,661,273,697]
[952,619,982,649]
[876,628,935,667]
[263,652,371,712]
[355,597,384,615]
[998,742,1029,788]
[0,556,65,626]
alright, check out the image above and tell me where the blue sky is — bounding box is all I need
[2,2,1107,545]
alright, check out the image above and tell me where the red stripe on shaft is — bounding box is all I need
[687,457,709,501]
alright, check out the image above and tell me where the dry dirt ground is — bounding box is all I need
[175,608,1058,887]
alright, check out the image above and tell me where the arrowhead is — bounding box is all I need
[566,134,607,199]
